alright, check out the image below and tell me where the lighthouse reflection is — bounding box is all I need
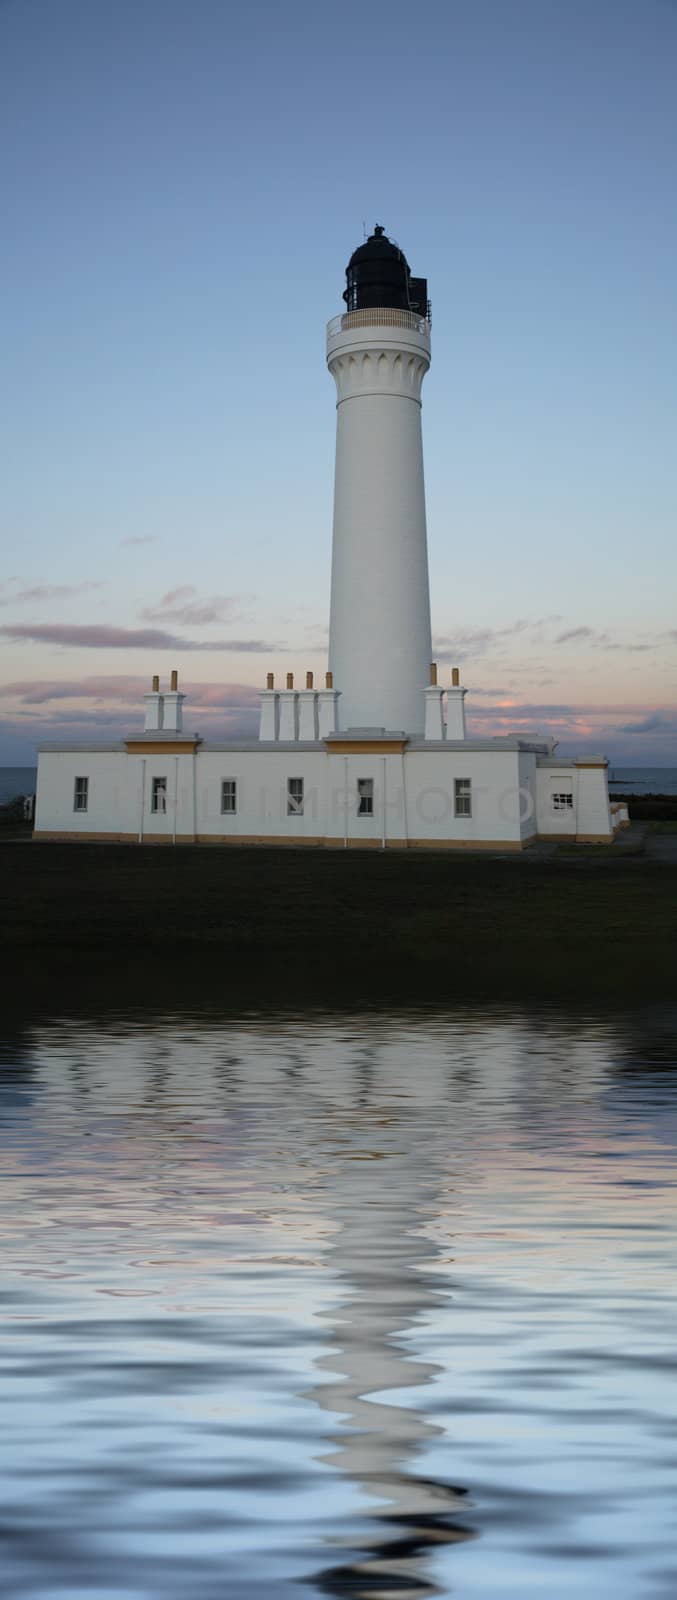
[308,1045,473,1597]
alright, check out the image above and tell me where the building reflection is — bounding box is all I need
[306,1043,474,1597]
[11,998,665,1597]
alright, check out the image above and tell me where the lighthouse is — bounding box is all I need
[327,226,432,734]
[34,226,618,850]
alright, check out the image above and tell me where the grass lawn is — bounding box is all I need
[4,840,676,1004]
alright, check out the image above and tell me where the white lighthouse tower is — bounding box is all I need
[34,226,618,850]
[327,226,432,734]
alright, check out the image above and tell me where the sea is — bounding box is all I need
[607,766,677,795]
[1,994,676,1599]
[0,766,37,805]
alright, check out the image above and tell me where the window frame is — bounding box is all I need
[221,779,237,815]
[454,777,472,819]
[357,777,374,817]
[73,775,89,813]
[151,775,168,814]
[552,791,574,812]
[287,776,304,816]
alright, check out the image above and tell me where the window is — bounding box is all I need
[287,777,304,816]
[221,779,237,815]
[552,792,574,812]
[73,776,89,812]
[151,776,167,814]
[357,777,374,816]
[454,778,471,818]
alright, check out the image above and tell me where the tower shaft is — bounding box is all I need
[327,309,432,733]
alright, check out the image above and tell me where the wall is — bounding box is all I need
[35,750,199,841]
[403,749,524,846]
[35,752,135,839]
[327,319,432,734]
[35,745,537,848]
[535,762,612,840]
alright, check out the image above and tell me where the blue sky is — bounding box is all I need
[2,0,676,762]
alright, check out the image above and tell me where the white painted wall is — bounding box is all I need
[575,765,613,839]
[517,751,539,842]
[35,749,199,842]
[327,315,432,734]
[535,762,612,839]
[35,743,550,847]
[35,752,133,837]
[405,749,525,844]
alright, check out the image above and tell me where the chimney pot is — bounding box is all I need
[430,662,437,686]
[451,667,460,687]
[152,674,160,692]
[266,671,274,690]
[286,672,294,690]
[325,670,333,689]
[170,669,178,691]
[306,670,314,689]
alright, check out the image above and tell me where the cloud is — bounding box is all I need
[0,677,261,754]
[469,703,579,719]
[601,641,652,654]
[555,626,599,644]
[0,675,260,712]
[0,675,146,705]
[555,626,655,653]
[464,685,512,698]
[120,535,157,547]
[0,582,104,606]
[0,622,277,652]
[614,712,677,735]
[1,703,260,751]
[1,681,673,763]
[434,617,563,660]
[434,619,664,659]
[140,585,249,625]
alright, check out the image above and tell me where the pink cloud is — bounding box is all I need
[2,703,259,749]
[0,622,277,652]
[0,675,146,705]
[0,676,260,710]
[0,677,261,753]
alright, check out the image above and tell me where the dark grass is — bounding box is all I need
[3,840,676,1005]
[618,795,677,822]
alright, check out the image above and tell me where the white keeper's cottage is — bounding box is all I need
[35,228,621,849]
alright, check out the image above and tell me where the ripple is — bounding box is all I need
[0,1002,675,1598]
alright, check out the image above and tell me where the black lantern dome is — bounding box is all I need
[343,225,428,317]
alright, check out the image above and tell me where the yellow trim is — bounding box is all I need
[195,834,326,847]
[405,837,525,851]
[33,830,613,850]
[125,740,199,754]
[326,739,408,754]
[34,831,139,842]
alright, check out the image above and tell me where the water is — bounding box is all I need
[607,767,677,795]
[1,1000,676,1599]
[0,766,36,805]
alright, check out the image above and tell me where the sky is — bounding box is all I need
[2,0,676,765]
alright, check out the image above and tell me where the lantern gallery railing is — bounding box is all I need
[327,308,431,338]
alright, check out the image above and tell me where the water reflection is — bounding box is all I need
[310,1055,474,1596]
[0,1002,675,1599]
